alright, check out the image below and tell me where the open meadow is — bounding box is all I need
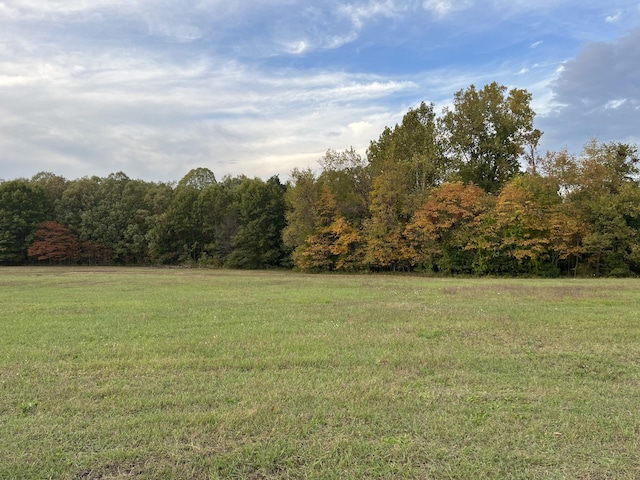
[1,267,639,479]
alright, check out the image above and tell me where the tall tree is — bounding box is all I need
[441,82,539,193]
[363,103,446,271]
[317,148,370,224]
[164,168,217,263]
[363,169,412,271]
[569,141,640,276]
[493,175,560,274]
[137,182,175,264]
[574,140,639,197]
[283,168,320,253]
[300,182,365,272]
[368,102,448,193]
[55,176,101,236]
[405,182,488,273]
[0,180,50,264]
[30,172,69,215]
[177,167,217,190]
[537,148,580,198]
[226,176,288,268]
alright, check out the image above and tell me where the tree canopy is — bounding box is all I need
[3,82,639,276]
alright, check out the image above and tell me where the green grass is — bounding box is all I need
[1,267,639,479]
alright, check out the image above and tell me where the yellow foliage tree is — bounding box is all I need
[405,182,488,272]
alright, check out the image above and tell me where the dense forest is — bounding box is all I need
[2,82,639,276]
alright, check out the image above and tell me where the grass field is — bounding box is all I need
[1,267,639,479]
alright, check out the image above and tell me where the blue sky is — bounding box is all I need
[1,0,639,182]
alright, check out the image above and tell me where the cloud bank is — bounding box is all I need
[540,26,640,153]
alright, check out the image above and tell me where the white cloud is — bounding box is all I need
[604,98,627,110]
[0,33,418,181]
[147,23,203,43]
[422,0,472,18]
[348,121,371,135]
[0,0,140,19]
[339,0,402,29]
[283,40,309,55]
[325,32,360,49]
[605,9,623,23]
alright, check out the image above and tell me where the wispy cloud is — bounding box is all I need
[605,9,623,23]
[0,32,417,180]
[604,98,627,109]
[339,0,404,28]
[422,0,472,18]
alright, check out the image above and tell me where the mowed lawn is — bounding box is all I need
[1,268,639,479]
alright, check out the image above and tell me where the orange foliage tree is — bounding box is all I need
[292,186,363,271]
[405,182,488,273]
[363,170,413,271]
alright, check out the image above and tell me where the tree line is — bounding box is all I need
[2,82,639,276]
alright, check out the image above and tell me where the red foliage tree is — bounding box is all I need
[28,221,80,264]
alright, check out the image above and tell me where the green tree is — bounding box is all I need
[283,168,320,253]
[117,178,160,263]
[537,148,580,198]
[177,167,217,190]
[441,82,539,193]
[368,102,448,193]
[318,148,370,224]
[579,194,635,276]
[79,173,154,264]
[164,168,217,263]
[140,182,176,264]
[55,173,172,264]
[225,176,287,268]
[30,172,68,214]
[568,141,640,276]
[0,180,50,264]
[574,140,638,197]
[55,176,101,236]
[362,103,447,271]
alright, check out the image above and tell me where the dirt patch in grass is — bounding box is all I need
[75,461,145,479]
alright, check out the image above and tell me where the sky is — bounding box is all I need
[1,0,639,183]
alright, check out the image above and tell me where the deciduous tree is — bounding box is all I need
[405,182,488,273]
[441,82,538,193]
[283,168,320,252]
[28,221,80,264]
[226,176,287,268]
[292,185,340,271]
[493,175,559,273]
[363,170,412,271]
[0,180,50,264]
[318,148,370,224]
